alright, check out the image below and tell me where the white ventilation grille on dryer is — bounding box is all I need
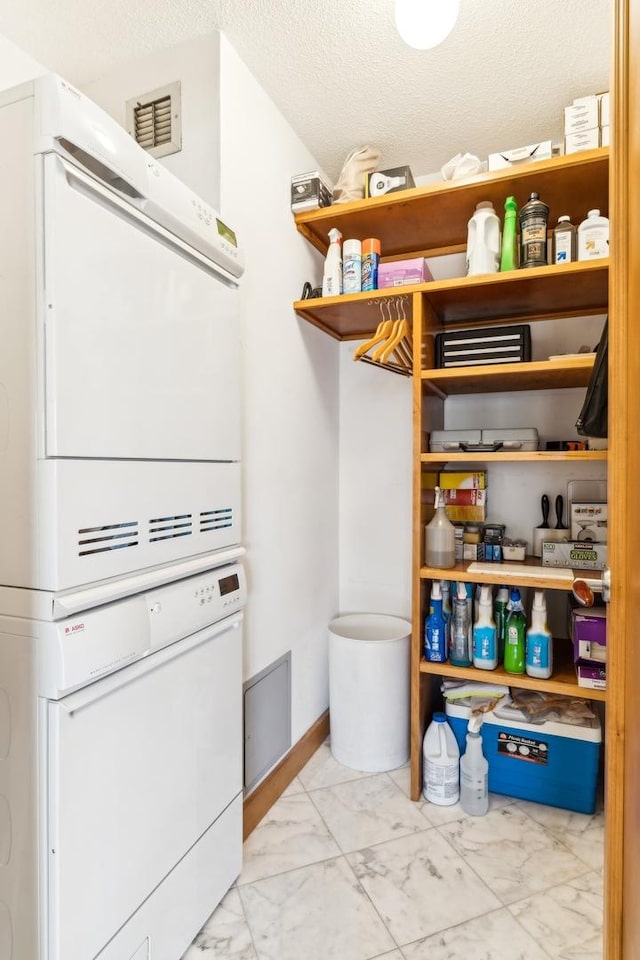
[126,82,182,158]
[148,514,193,543]
[200,508,233,533]
[78,521,139,557]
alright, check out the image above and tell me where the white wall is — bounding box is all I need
[219,36,338,742]
[84,34,221,209]
[0,34,46,87]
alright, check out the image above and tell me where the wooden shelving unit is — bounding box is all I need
[292,148,610,807]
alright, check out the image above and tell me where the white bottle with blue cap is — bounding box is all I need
[422,712,460,805]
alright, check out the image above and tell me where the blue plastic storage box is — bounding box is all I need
[445,700,601,814]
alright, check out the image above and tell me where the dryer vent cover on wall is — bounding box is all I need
[126,81,182,159]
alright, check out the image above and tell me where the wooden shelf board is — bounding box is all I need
[419,557,579,591]
[295,149,609,258]
[421,355,595,396]
[293,260,608,341]
[420,648,606,702]
[421,450,608,464]
[423,260,608,326]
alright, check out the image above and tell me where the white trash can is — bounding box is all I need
[328,613,411,772]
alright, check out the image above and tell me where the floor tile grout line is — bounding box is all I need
[234,884,261,960]
[511,800,605,874]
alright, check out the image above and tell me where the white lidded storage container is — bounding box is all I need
[329,614,410,772]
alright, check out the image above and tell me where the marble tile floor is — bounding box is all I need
[183,739,603,960]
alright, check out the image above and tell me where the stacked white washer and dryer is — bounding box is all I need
[0,74,246,960]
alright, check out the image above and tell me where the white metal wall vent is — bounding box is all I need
[126,81,182,159]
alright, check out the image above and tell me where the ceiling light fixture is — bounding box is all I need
[394,0,460,50]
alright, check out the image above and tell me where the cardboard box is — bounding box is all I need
[576,661,607,690]
[564,129,600,155]
[488,141,552,171]
[291,171,332,212]
[570,502,607,542]
[601,125,610,148]
[463,542,485,561]
[377,257,433,288]
[564,95,599,134]
[572,607,607,663]
[600,91,610,127]
[445,700,602,813]
[439,471,486,490]
[445,488,487,523]
[541,540,607,570]
[365,166,415,198]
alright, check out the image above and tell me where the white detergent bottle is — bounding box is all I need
[525,590,553,679]
[473,585,498,670]
[466,201,501,276]
[577,209,609,261]
[422,712,460,805]
[322,227,343,296]
[460,714,489,816]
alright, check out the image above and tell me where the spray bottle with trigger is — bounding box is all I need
[460,713,489,816]
[322,228,343,297]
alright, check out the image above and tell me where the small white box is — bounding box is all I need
[564,96,599,134]
[564,129,600,155]
[487,141,552,171]
[601,125,610,148]
[599,91,610,127]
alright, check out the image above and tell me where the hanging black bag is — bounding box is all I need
[576,318,608,438]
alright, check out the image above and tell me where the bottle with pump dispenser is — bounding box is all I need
[473,585,498,670]
[500,196,518,271]
[450,581,473,667]
[460,714,489,816]
[526,590,553,678]
[424,581,448,663]
[322,228,343,297]
[504,587,526,674]
[466,201,501,276]
[424,487,456,569]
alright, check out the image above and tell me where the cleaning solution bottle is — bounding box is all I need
[466,201,501,276]
[493,585,509,662]
[424,486,456,569]
[449,581,472,667]
[361,238,381,291]
[322,228,343,297]
[422,712,460,805]
[552,215,577,264]
[441,580,452,621]
[519,192,549,268]
[504,587,526,674]
[473,585,498,670]
[526,590,553,678]
[460,714,489,816]
[424,581,448,663]
[499,195,518,271]
[342,238,362,294]
[578,209,610,261]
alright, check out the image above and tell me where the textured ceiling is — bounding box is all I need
[0,0,611,181]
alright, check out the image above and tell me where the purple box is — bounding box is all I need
[576,661,607,690]
[572,607,607,663]
[377,258,433,289]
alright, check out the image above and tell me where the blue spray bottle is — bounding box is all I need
[425,581,448,663]
[473,585,498,670]
[526,590,553,679]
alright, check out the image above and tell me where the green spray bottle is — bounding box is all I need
[500,196,518,271]
[504,587,526,674]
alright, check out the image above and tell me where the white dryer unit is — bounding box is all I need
[0,75,245,592]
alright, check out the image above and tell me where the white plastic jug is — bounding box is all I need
[422,712,460,805]
[466,201,501,276]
